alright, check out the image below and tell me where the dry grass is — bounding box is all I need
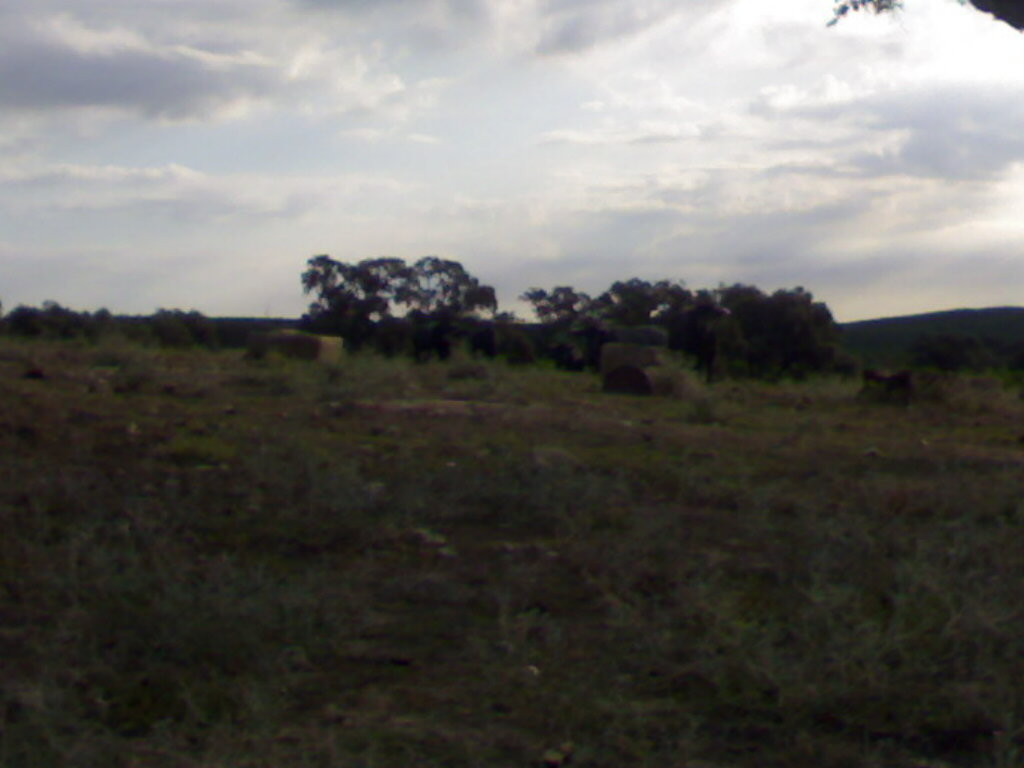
[3,338,1024,767]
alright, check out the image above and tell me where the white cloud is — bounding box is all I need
[0,2,448,133]
[0,160,419,226]
[3,0,1024,322]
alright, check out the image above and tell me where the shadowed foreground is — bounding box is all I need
[3,339,1024,767]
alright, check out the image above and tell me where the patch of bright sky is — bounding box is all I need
[2,0,1024,321]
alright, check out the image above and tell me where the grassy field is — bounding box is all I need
[3,338,1024,767]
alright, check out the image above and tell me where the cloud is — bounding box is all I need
[0,161,414,226]
[846,85,1024,180]
[532,0,733,55]
[340,128,442,144]
[0,13,282,120]
[539,122,699,146]
[287,0,497,53]
[4,0,1024,325]
[756,80,1024,182]
[0,4,442,129]
[290,0,725,58]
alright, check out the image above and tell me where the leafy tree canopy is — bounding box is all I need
[300,254,497,348]
[520,286,593,325]
[592,279,693,327]
[830,0,1024,31]
[407,256,497,317]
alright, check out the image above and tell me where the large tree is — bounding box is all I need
[406,256,497,317]
[300,254,497,351]
[831,0,1024,31]
[591,278,693,327]
[301,255,415,347]
[718,284,842,379]
[521,286,593,325]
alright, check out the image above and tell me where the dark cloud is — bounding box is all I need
[0,21,280,119]
[534,0,687,55]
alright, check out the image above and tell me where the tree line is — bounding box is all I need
[0,302,292,350]
[6,254,1022,378]
[298,254,850,380]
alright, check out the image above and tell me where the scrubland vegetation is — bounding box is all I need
[4,335,1024,768]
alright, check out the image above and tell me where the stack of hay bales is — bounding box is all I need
[247,330,344,364]
[600,343,679,397]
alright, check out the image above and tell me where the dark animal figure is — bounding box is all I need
[373,317,414,357]
[463,322,537,365]
[551,342,587,372]
[496,325,537,365]
[669,304,731,382]
[860,369,914,404]
[412,312,457,363]
[468,325,497,359]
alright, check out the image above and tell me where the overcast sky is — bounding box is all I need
[2,0,1024,322]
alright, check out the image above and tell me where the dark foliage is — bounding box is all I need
[718,284,841,379]
[467,322,498,359]
[668,299,733,382]
[829,0,1024,31]
[0,303,227,349]
[300,255,414,348]
[150,309,218,349]
[4,302,110,340]
[495,323,537,365]
[828,0,901,26]
[591,278,691,327]
[910,334,998,372]
[520,286,593,325]
[522,278,841,381]
[211,318,298,348]
[411,310,458,363]
[372,316,415,358]
[301,255,497,351]
[842,308,1024,370]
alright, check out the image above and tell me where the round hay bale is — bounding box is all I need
[603,365,677,397]
[599,343,667,376]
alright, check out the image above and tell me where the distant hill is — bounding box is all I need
[840,307,1024,368]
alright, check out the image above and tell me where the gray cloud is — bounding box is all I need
[0,39,278,120]
[295,0,488,16]
[849,86,1024,180]
[293,0,711,56]
[0,161,417,226]
[287,0,495,52]
[0,5,431,126]
[534,0,691,55]
[768,83,1024,181]
[3,0,1022,323]
[0,10,284,120]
